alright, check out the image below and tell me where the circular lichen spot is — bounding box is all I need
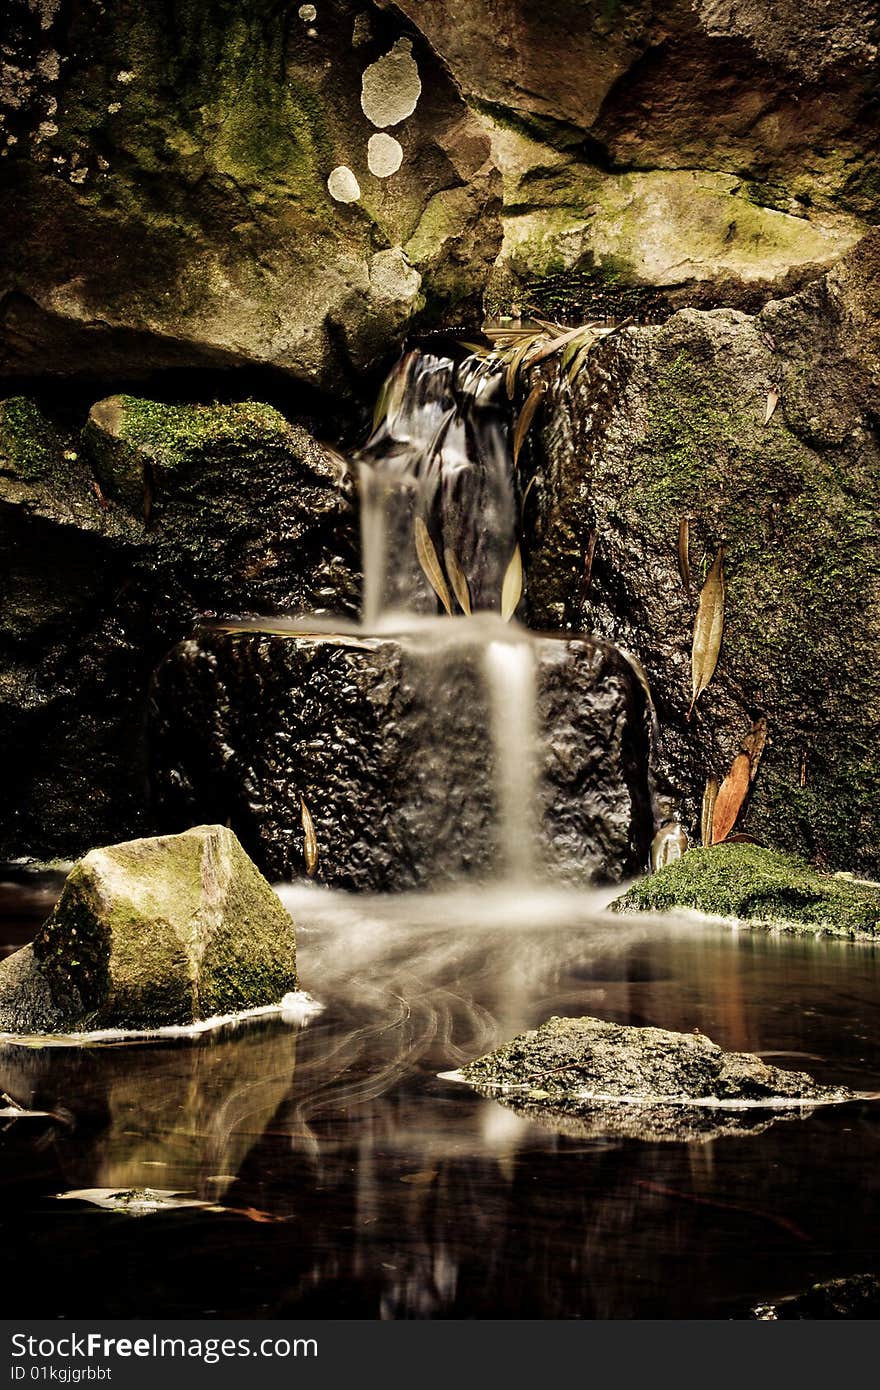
[327,165,360,203]
[361,38,421,128]
[298,3,317,18]
[367,132,403,178]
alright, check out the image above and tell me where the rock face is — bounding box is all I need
[752,1275,880,1321]
[526,232,880,875]
[0,1,499,389]
[150,625,655,889]
[0,825,297,1034]
[0,394,357,861]
[460,1014,851,1141]
[2,0,877,389]
[613,845,880,939]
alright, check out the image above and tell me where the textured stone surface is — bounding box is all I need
[0,0,499,389]
[0,825,297,1033]
[0,395,357,860]
[150,625,655,889]
[614,845,880,939]
[525,232,880,874]
[460,1013,851,1140]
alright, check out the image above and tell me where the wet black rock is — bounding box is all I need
[459,1015,850,1143]
[527,232,880,875]
[0,396,358,862]
[150,624,656,889]
[0,825,297,1034]
[751,1274,880,1320]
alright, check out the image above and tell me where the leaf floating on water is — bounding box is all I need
[513,382,545,466]
[701,775,719,848]
[501,543,523,621]
[764,389,780,425]
[688,547,725,718]
[678,517,690,590]
[711,753,751,845]
[443,547,472,615]
[300,796,318,878]
[414,516,453,615]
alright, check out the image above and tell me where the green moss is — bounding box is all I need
[614,845,880,938]
[0,399,64,481]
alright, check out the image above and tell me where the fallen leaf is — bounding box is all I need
[513,381,545,466]
[688,548,725,717]
[300,796,318,878]
[399,1170,438,1187]
[764,389,780,425]
[443,547,472,615]
[501,543,523,621]
[701,776,719,848]
[712,753,751,844]
[742,715,768,780]
[414,516,453,615]
[678,517,690,590]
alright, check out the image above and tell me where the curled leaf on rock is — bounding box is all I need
[688,547,725,718]
[513,382,545,466]
[414,517,453,615]
[701,776,719,848]
[711,753,751,845]
[443,547,472,615]
[764,389,780,425]
[501,543,523,621]
[300,797,318,878]
[520,473,539,520]
[678,517,690,590]
[711,718,768,844]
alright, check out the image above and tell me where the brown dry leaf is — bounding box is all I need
[443,547,472,615]
[701,775,719,848]
[399,1170,439,1187]
[513,382,545,466]
[688,547,725,717]
[764,389,780,425]
[505,337,537,399]
[711,753,751,844]
[501,543,523,621]
[300,797,318,877]
[678,517,690,590]
[414,516,453,615]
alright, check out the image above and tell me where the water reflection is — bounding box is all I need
[1,889,880,1317]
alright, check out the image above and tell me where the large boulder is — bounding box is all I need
[150,624,656,889]
[0,825,297,1034]
[613,845,880,940]
[459,1014,852,1141]
[525,231,880,874]
[0,394,358,861]
[0,0,500,389]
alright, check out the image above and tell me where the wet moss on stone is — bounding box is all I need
[613,845,880,939]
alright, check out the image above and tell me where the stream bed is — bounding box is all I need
[1,880,879,1319]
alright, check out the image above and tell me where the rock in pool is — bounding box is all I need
[459,1015,852,1143]
[0,825,297,1035]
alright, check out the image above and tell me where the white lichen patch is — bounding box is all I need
[327,164,361,202]
[36,51,60,81]
[369,246,421,303]
[361,38,420,128]
[28,0,60,32]
[352,13,373,46]
[298,3,317,19]
[35,120,58,141]
[367,131,403,178]
[107,102,121,115]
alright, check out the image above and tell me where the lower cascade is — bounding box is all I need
[152,347,656,890]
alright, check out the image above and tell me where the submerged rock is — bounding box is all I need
[613,845,880,940]
[459,1015,851,1143]
[528,232,880,876]
[0,825,297,1034]
[150,624,655,890]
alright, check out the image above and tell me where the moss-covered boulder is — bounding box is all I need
[0,825,297,1034]
[527,231,880,874]
[613,845,880,939]
[459,1014,851,1142]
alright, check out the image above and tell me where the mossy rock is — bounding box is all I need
[613,845,880,939]
[0,824,297,1033]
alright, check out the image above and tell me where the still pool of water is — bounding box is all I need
[1,880,879,1319]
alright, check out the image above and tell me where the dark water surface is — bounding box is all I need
[1,880,879,1320]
